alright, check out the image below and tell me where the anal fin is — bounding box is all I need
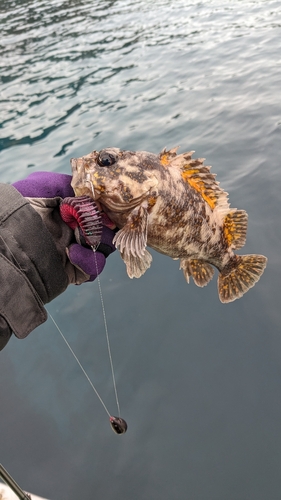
[223,210,248,250]
[180,258,215,287]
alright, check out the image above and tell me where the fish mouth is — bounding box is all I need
[72,183,117,228]
[72,174,149,212]
[73,181,128,212]
[98,192,148,213]
[72,178,99,199]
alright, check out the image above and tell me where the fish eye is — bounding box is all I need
[97,151,117,167]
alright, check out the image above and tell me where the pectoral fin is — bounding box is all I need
[113,205,152,278]
[180,258,215,287]
[120,248,152,278]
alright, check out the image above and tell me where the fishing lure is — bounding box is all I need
[60,195,102,247]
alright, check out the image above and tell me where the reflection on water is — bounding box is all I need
[1,1,281,500]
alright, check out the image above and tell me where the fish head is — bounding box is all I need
[71,147,159,212]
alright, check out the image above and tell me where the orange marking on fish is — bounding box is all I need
[148,196,157,207]
[160,154,170,166]
[181,170,216,210]
[223,214,240,246]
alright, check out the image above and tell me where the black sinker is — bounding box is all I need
[109,416,128,435]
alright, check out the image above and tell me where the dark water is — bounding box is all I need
[1,1,281,499]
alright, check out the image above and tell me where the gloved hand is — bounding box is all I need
[13,171,116,282]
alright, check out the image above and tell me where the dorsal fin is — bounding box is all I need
[160,147,180,166]
[167,150,229,212]
[223,210,248,249]
[181,159,229,210]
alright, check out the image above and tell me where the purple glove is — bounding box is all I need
[13,171,116,281]
[13,171,75,199]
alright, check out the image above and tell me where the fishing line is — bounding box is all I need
[1,215,109,414]
[48,242,127,434]
[58,194,127,433]
[48,312,111,418]
[92,245,121,418]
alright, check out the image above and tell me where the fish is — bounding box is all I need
[70,146,267,303]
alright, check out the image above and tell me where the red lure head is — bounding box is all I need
[60,196,102,247]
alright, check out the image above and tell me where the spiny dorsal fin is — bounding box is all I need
[160,147,196,166]
[163,149,229,211]
[223,210,248,249]
[160,147,229,212]
[160,147,180,166]
[181,158,228,210]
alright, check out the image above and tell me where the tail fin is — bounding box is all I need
[218,254,267,303]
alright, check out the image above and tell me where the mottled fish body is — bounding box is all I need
[71,147,267,303]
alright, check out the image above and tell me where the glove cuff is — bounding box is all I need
[0,184,69,339]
